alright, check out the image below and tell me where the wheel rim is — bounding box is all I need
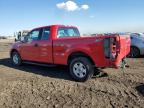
[73,62,87,78]
[13,54,19,64]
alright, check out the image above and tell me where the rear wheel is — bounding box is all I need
[128,46,140,58]
[69,57,94,82]
[11,51,22,66]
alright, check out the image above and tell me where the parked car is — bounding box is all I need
[10,25,130,82]
[128,33,144,57]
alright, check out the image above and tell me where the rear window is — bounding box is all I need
[57,28,80,38]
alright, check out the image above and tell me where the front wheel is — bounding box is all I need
[11,51,22,66]
[69,57,94,82]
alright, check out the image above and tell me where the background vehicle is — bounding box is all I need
[14,30,29,42]
[128,33,144,57]
[0,36,7,39]
[10,25,130,82]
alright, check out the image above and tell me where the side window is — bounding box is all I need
[57,28,67,38]
[28,30,40,41]
[67,29,77,36]
[57,28,80,38]
[41,28,50,40]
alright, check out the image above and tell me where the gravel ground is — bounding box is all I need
[0,41,144,108]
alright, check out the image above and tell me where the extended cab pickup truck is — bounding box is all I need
[10,25,130,82]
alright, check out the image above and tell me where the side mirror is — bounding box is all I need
[20,36,28,43]
[20,37,25,42]
[130,37,133,40]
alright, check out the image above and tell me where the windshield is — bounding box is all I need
[57,27,80,38]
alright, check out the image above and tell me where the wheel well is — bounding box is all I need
[131,46,139,49]
[10,49,18,57]
[131,46,140,52]
[68,52,95,66]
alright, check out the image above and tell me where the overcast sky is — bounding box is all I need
[0,0,144,36]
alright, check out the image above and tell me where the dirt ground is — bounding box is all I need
[0,40,144,108]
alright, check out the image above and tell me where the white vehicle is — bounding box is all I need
[128,33,144,57]
[15,30,29,42]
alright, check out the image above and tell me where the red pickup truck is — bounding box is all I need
[10,25,130,81]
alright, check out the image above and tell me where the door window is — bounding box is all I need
[27,30,40,42]
[41,28,50,40]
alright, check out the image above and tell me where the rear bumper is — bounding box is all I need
[93,59,121,69]
[93,56,126,69]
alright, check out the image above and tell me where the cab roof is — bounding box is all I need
[32,25,77,30]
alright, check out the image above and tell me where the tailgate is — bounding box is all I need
[103,34,131,68]
[119,34,131,58]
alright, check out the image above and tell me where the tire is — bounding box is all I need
[69,57,94,82]
[128,46,140,58]
[11,51,22,66]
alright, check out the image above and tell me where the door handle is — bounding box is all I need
[34,43,39,47]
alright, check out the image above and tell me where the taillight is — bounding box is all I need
[110,38,117,60]
[104,37,119,60]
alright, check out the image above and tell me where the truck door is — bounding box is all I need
[20,29,41,61]
[37,27,53,63]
